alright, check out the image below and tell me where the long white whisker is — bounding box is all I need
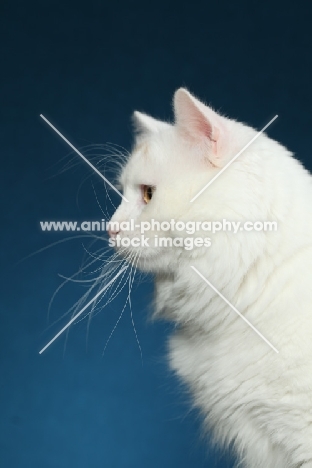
[62,256,128,355]
[91,181,109,219]
[40,114,129,202]
[102,250,138,355]
[39,265,128,354]
[129,251,143,363]
[16,234,105,266]
[76,249,131,330]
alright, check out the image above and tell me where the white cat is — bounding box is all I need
[108,88,312,468]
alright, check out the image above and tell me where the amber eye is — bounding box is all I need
[142,185,155,204]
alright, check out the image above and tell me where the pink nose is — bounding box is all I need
[108,227,120,238]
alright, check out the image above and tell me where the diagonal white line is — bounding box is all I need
[40,114,129,202]
[190,266,279,353]
[39,265,128,354]
[190,115,278,203]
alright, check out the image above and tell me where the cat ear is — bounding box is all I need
[174,88,225,166]
[132,111,170,135]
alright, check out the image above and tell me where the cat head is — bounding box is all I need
[108,88,277,273]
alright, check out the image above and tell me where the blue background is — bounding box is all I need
[1,1,312,467]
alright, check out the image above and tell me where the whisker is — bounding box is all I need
[47,248,124,330]
[91,181,109,219]
[15,234,105,266]
[128,250,143,364]
[39,265,129,354]
[101,250,138,355]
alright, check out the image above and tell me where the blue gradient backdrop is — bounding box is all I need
[1,1,312,467]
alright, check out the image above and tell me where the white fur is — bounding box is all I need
[109,88,312,467]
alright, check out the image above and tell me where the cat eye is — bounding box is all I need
[142,185,155,204]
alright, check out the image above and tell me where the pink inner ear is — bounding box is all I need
[174,89,219,147]
[174,88,227,167]
[183,106,221,158]
[190,113,214,140]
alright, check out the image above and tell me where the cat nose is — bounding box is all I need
[108,227,120,238]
